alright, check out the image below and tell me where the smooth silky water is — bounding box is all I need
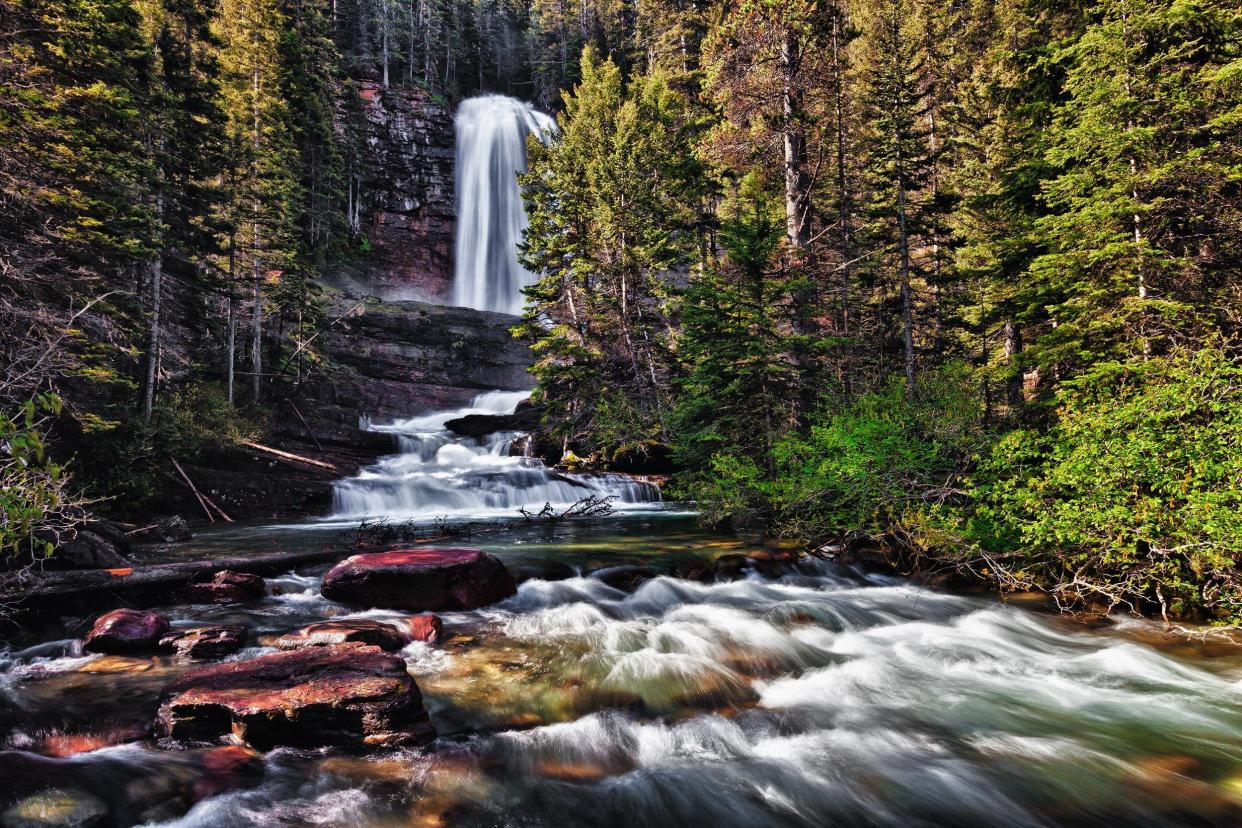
[5,93,1242,825]
[5,479,1242,825]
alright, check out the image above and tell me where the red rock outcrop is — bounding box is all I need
[155,644,434,750]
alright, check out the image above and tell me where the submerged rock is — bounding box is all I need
[276,615,441,651]
[159,626,248,659]
[276,619,409,652]
[321,548,516,611]
[154,644,435,750]
[183,570,265,604]
[0,787,108,828]
[83,609,170,654]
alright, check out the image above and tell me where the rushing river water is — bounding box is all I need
[3,507,1242,827]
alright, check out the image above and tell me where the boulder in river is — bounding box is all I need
[183,570,265,604]
[83,609,170,654]
[159,626,248,659]
[154,644,435,750]
[275,619,410,652]
[320,548,516,611]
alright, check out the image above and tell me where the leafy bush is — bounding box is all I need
[0,394,81,562]
[85,383,259,510]
[928,345,1242,622]
[686,365,984,538]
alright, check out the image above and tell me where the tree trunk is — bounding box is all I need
[780,26,811,250]
[143,193,164,420]
[226,232,236,405]
[897,174,915,402]
[1004,316,1023,409]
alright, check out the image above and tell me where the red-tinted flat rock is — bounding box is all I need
[84,609,171,654]
[320,548,516,611]
[183,570,265,604]
[275,619,408,652]
[154,644,434,750]
[160,625,248,659]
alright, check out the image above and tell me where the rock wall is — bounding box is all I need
[331,82,456,302]
[167,299,531,520]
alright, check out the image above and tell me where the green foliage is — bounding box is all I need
[0,395,75,562]
[87,383,259,508]
[935,345,1242,622]
[687,365,982,538]
[516,46,708,458]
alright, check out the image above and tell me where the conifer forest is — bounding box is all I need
[1,0,1242,825]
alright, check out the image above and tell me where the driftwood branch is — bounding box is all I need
[170,457,214,523]
[239,440,338,472]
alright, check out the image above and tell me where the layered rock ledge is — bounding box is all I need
[155,644,434,751]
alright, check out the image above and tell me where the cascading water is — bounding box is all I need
[452,95,557,315]
[330,390,660,520]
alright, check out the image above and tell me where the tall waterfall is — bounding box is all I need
[452,96,556,315]
[331,391,660,520]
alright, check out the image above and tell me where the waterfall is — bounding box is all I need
[453,95,556,316]
[331,391,661,520]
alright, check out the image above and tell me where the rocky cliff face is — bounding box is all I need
[331,82,456,302]
[171,299,531,520]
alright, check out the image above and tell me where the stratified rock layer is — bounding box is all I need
[321,548,516,611]
[155,644,434,751]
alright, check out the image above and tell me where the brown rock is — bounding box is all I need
[183,570,265,604]
[396,614,443,645]
[275,619,408,652]
[320,548,516,611]
[154,644,435,750]
[84,609,170,654]
[160,626,248,659]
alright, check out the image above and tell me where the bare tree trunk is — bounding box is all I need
[226,232,236,405]
[251,63,263,406]
[1004,316,1023,409]
[897,169,915,402]
[780,27,811,249]
[144,253,163,417]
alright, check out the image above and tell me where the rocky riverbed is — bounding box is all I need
[3,514,1242,827]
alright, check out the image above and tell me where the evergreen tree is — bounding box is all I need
[856,0,935,400]
[516,47,705,460]
[214,0,303,404]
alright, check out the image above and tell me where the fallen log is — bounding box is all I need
[239,440,338,472]
[0,547,346,621]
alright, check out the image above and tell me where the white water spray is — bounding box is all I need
[452,95,556,315]
[331,391,660,519]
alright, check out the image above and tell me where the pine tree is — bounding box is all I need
[214,0,303,405]
[516,47,705,459]
[856,0,935,400]
[1031,0,1242,379]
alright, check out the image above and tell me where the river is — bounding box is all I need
[2,397,1242,826]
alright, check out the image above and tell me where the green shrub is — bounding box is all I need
[0,394,79,561]
[931,345,1242,622]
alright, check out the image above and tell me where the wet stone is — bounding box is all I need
[159,626,248,659]
[321,548,516,611]
[276,619,409,652]
[183,570,265,604]
[155,643,435,751]
[83,609,170,654]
